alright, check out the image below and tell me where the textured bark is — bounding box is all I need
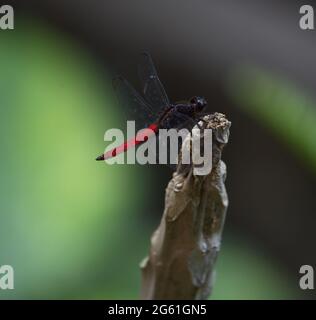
[140,113,231,300]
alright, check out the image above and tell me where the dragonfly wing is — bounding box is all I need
[138,52,170,110]
[112,76,157,130]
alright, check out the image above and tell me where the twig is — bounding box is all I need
[140,113,231,300]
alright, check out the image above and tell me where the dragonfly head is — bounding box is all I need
[190,96,207,113]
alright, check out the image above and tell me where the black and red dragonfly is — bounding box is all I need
[96,52,207,161]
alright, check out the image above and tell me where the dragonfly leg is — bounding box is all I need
[195,113,212,128]
[175,112,200,130]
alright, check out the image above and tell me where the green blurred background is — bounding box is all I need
[0,0,315,299]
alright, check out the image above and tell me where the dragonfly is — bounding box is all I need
[96,52,207,162]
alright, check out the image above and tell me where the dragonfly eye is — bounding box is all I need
[191,96,207,112]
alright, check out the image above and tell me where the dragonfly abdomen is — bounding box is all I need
[96,123,158,161]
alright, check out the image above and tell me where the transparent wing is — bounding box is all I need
[112,76,157,130]
[138,52,170,110]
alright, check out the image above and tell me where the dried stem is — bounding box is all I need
[140,113,231,300]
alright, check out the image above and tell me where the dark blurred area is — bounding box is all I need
[1,0,316,299]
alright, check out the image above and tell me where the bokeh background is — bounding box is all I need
[0,0,315,299]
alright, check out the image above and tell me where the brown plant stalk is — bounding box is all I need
[140,113,231,300]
